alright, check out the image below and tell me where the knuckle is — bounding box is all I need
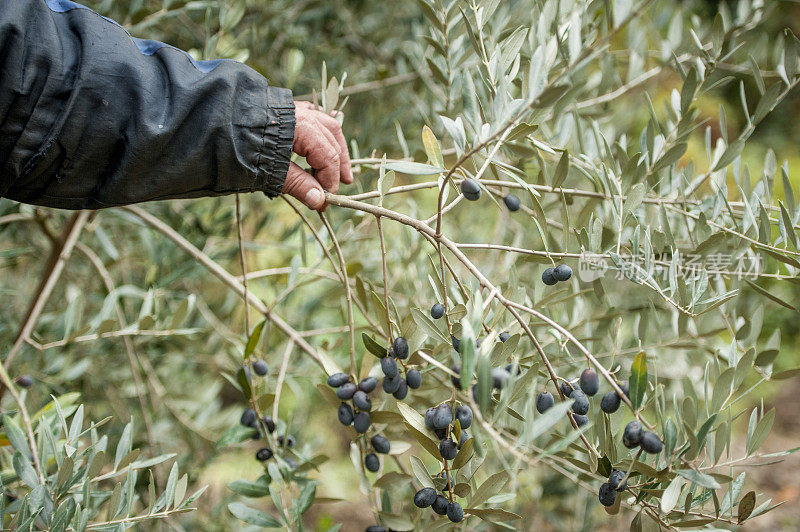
[282,178,300,195]
[293,122,310,139]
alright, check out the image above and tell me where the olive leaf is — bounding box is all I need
[629,351,648,410]
[243,320,265,361]
[738,491,757,523]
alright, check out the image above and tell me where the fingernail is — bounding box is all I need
[305,188,323,207]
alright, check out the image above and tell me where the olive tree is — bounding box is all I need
[1,0,799,530]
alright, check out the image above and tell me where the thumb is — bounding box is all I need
[283,162,325,209]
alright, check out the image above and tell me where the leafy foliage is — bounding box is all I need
[0,393,202,530]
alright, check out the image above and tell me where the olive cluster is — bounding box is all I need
[238,360,296,467]
[598,469,628,507]
[536,369,629,427]
[413,403,471,523]
[240,409,295,467]
[413,485,464,523]
[622,420,662,454]
[459,178,521,213]
[535,367,664,509]
[364,435,391,473]
[380,337,422,400]
[541,264,572,285]
[328,371,394,473]
[327,372,375,434]
[423,403,471,453]
[449,333,517,399]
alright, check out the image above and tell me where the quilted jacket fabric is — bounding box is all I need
[0,0,295,209]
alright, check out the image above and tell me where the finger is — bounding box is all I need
[314,121,352,185]
[309,111,352,184]
[283,162,325,210]
[293,117,341,192]
[295,100,317,110]
[296,100,328,114]
[296,100,340,117]
[295,102,351,183]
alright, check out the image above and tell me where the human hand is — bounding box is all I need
[282,100,353,210]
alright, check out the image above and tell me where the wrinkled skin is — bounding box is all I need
[283,101,353,210]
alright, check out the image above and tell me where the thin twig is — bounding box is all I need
[28,327,199,350]
[282,196,387,337]
[76,242,157,448]
[3,211,90,371]
[319,212,356,377]
[235,194,251,336]
[0,364,45,484]
[85,508,194,529]
[376,217,394,344]
[272,342,294,424]
[124,206,328,372]
[295,72,419,100]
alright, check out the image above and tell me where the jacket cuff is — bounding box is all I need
[257,86,295,198]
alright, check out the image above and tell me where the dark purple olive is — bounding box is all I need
[337,382,357,400]
[240,408,257,428]
[536,391,554,413]
[640,432,663,454]
[432,495,449,515]
[600,391,621,413]
[461,178,481,201]
[392,337,409,359]
[392,378,408,400]
[598,482,616,507]
[608,470,628,491]
[503,194,520,212]
[446,501,464,523]
[406,369,422,389]
[413,487,437,508]
[327,372,349,387]
[569,389,589,415]
[579,369,599,396]
[623,421,643,449]
[371,435,391,454]
[454,404,473,429]
[354,412,371,433]
[554,264,572,281]
[252,360,268,376]
[380,356,398,378]
[256,448,273,461]
[432,404,453,429]
[364,453,380,472]
[358,377,378,393]
[338,403,354,425]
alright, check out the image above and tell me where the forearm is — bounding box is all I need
[0,0,294,210]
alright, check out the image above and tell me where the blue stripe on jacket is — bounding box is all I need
[44,0,226,73]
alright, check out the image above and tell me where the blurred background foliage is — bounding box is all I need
[2,0,800,530]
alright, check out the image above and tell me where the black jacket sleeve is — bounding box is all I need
[0,0,295,210]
